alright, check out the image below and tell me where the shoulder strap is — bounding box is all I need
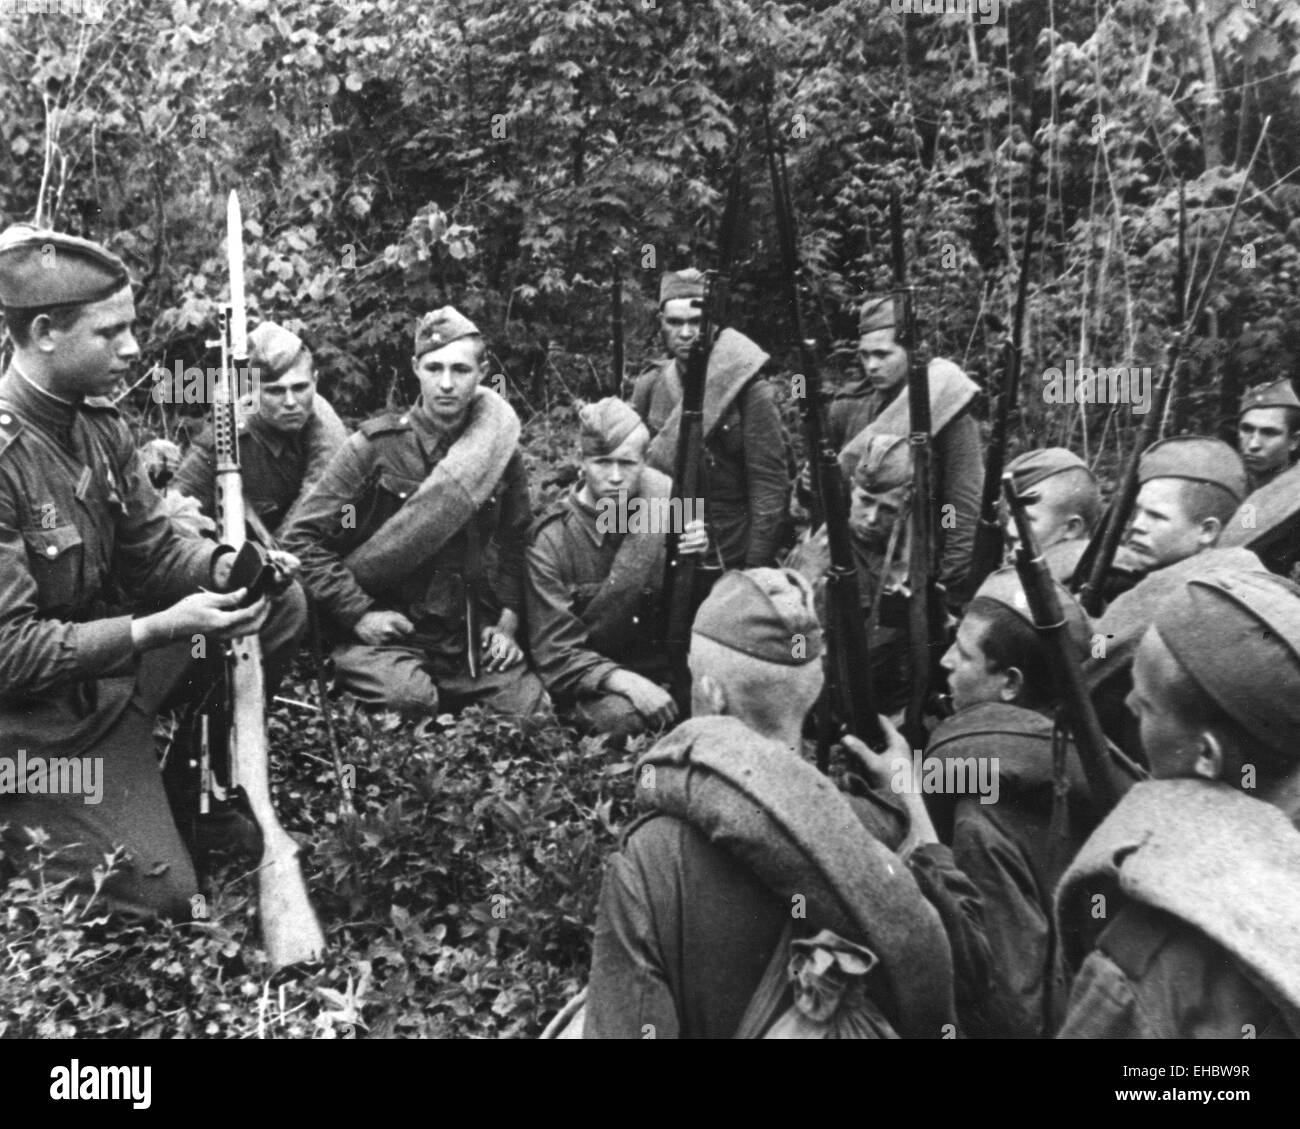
[734,921,794,1039]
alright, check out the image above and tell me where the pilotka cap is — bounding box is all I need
[578,397,645,456]
[1153,568,1300,759]
[971,566,1092,660]
[853,433,911,492]
[659,268,706,306]
[858,296,900,336]
[1139,435,1248,503]
[0,224,130,310]
[249,322,309,379]
[1239,378,1300,417]
[414,306,480,358]
[1007,447,1094,491]
[692,568,823,666]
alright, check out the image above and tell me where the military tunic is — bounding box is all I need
[172,394,348,534]
[631,359,790,569]
[281,403,546,719]
[525,486,667,738]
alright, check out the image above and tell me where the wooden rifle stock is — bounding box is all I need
[661,276,713,717]
[764,109,885,759]
[216,191,325,970]
[1003,475,1126,812]
[1073,119,1270,615]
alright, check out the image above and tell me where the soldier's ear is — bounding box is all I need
[1198,516,1224,546]
[1189,731,1226,782]
[30,312,59,352]
[1000,666,1026,704]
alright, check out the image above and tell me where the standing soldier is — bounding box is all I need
[526,398,707,741]
[1058,568,1300,1038]
[1237,377,1300,493]
[281,307,547,722]
[834,296,983,603]
[172,321,348,537]
[0,225,306,918]
[1002,447,1101,582]
[631,268,791,569]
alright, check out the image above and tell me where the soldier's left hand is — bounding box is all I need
[266,549,301,589]
[678,518,708,557]
[480,625,523,672]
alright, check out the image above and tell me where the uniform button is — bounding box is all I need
[0,414,10,425]
[399,415,409,424]
[45,545,58,558]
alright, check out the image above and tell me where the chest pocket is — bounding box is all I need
[23,524,86,612]
[343,469,424,547]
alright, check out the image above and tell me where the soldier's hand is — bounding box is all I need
[841,715,916,793]
[142,588,270,649]
[266,549,301,586]
[678,518,708,557]
[480,625,523,672]
[355,610,415,646]
[606,669,677,729]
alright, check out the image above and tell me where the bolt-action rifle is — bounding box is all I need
[210,190,325,970]
[764,106,886,763]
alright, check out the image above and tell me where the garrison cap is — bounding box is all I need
[414,305,480,358]
[1007,447,1094,492]
[1239,378,1300,418]
[578,397,646,456]
[0,224,130,310]
[692,567,823,666]
[857,296,900,336]
[659,268,705,306]
[1152,568,1300,760]
[971,566,1092,660]
[249,322,309,379]
[852,433,911,492]
[1139,435,1247,503]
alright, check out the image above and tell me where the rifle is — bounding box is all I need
[610,247,625,396]
[890,190,940,752]
[764,105,886,762]
[966,159,1040,595]
[1073,118,1272,615]
[661,272,713,717]
[212,190,326,970]
[1003,474,1139,812]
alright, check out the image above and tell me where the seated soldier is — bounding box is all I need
[1058,568,1300,1038]
[281,306,548,723]
[526,398,707,741]
[584,568,990,1039]
[1002,447,1101,582]
[1085,436,1259,760]
[928,567,1128,1038]
[0,224,306,919]
[173,321,348,538]
[788,433,915,715]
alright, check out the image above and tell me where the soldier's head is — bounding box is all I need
[1130,569,1300,799]
[411,306,487,427]
[856,296,909,395]
[943,567,1090,712]
[0,225,137,399]
[690,568,825,742]
[250,322,316,434]
[1004,448,1101,556]
[1237,379,1300,482]
[576,398,650,505]
[848,434,911,550]
[1125,437,1245,570]
[658,269,705,364]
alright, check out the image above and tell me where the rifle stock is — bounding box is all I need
[216,191,325,970]
[764,105,886,759]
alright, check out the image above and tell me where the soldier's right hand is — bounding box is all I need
[354,609,415,646]
[607,669,677,729]
[138,588,270,650]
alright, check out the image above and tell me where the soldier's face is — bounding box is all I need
[1003,483,1077,557]
[1127,628,1213,779]
[581,428,647,506]
[942,614,1013,711]
[660,298,702,364]
[40,286,139,398]
[257,354,316,433]
[1238,407,1297,479]
[1125,479,1207,570]
[849,483,906,549]
[857,329,908,394]
[413,338,483,425]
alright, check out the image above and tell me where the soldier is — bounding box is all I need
[787,433,916,715]
[584,567,990,1039]
[1002,447,1101,581]
[1237,377,1300,493]
[281,306,547,722]
[0,225,306,918]
[1086,436,1259,761]
[1058,568,1300,1038]
[630,269,791,569]
[172,321,348,537]
[928,567,1124,1038]
[834,296,983,602]
[525,398,707,740]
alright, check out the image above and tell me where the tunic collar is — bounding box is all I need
[0,365,80,449]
